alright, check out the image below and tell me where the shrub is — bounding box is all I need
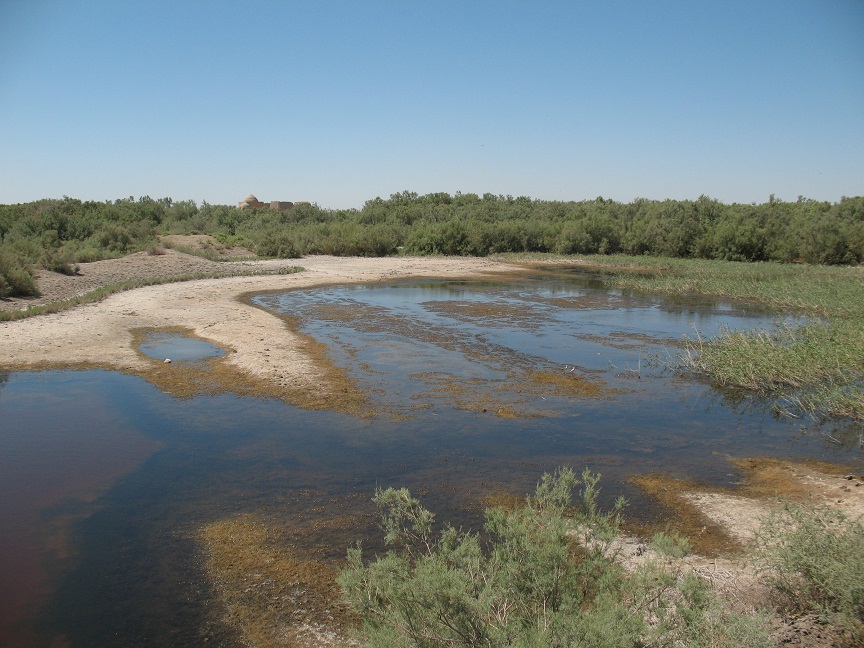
[754,501,864,638]
[0,248,38,297]
[254,228,301,258]
[338,468,771,647]
[41,246,79,275]
[649,530,692,558]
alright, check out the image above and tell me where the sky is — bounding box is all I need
[1,1,862,210]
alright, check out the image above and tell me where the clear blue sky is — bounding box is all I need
[2,1,862,209]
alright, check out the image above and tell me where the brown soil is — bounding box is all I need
[630,457,864,557]
[625,458,864,646]
[0,236,268,314]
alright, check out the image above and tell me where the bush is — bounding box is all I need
[41,246,79,275]
[338,468,771,647]
[0,248,38,297]
[649,530,692,558]
[755,501,864,638]
[254,228,302,258]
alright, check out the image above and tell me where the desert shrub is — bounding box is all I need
[338,468,771,647]
[345,223,402,256]
[0,247,38,297]
[5,194,864,266]
[254,227,301,258]
[755,501,864,638]
[41,246,79,275]
[338,468,631,646]
[63,240,107,263]
[649,530,692,558]
[644,570,773,647]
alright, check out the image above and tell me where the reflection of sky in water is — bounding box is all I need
[138,332,224,361]
[0,275,859,647]
[254,277,785,410]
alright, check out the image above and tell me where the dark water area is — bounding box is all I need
[1,273,861,646]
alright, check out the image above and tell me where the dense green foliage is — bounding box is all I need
[2,193,862,297]
[338,468,772,647]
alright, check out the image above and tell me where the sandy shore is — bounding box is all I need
[0,253,519,405]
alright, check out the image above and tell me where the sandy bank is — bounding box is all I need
[0,255,519,408]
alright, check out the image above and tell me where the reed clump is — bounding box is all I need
[556,256,864,420]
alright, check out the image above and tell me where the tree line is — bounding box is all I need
[2,192,862,297]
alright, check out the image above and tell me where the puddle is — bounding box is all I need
[138,332,224,362]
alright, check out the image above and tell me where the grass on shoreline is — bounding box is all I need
[502,253,864,420]
[0,266,302,322]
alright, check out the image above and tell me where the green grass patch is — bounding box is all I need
[598,258,864,419]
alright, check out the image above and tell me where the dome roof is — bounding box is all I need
[244,194,258,202]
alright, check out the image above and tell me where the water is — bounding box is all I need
[138,331,224,361]
[0,273,860,646]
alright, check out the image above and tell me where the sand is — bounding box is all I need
[0,251,516,403]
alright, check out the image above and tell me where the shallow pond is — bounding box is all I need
[0,272,860,646]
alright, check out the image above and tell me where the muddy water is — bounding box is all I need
[1,274,860,647]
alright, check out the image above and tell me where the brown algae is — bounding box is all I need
[199,515,356,648]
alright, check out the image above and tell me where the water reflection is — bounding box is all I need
[138,332,224,362]
[0,275,860,646]
[0,372,161,648]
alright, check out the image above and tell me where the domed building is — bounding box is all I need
[237,194,266,210]
[237,194,295,211]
